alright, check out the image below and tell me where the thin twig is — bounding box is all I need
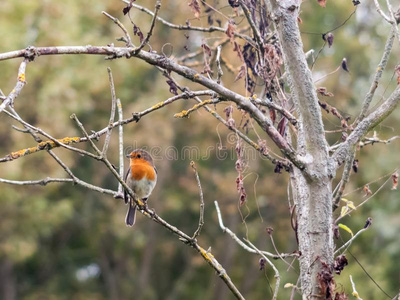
[119,0,254,44]
[102,11,133,47]
[0,58,29,113]
[334,227,369,255]
[191,161,204,239]
[353,26,395,126]
[117,98,124,195]
[102,67,117,156]
[373,0,393,23]
[214,201,299,259]
[245,239,281,300]
[134,0,161,53]
[3,109,100,160]
[0,91,215,163]
[333,151,355,210]
[350,275,363,300]
[0,177,73,185]
[240,1,264,56]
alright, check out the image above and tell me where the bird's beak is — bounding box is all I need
[126,154,131,158]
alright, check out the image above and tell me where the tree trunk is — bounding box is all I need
[291,169,334,299]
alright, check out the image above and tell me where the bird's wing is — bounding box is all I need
[124,167,131,204]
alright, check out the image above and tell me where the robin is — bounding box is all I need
[124,149,157,226]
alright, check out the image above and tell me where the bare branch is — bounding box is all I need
[134,0,161,53]
[191,161,204,239]
[373,0,394,24]
[0,58,29,113]
[102,11,133,47]
[214,201,299,259]
[3,109,101,160]
[360,135,400,148]
[70,112,245,300]
[245,239,281,300]
[117,98,124,195]
[354,27,396,126]
[240,1,264,54]
[332,151,355,211]
[120,0,253,44]
[0,91,214,163]
[0,45,305,169]
[102,67,117,156]
[270,0,328,168]
[350,275,363,300]
[333,85,400,167]
[334,226,370,255]
[0,177,73,186]
[251,97,298,127]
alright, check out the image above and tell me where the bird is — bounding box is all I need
[124,149,157,226]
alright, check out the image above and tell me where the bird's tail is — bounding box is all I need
[125,200,136,227]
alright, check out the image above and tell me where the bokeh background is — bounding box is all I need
[0,0,399,299]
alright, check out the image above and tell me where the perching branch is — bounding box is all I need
[70,111,245,300]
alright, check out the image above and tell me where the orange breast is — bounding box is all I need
[130,159,156,181]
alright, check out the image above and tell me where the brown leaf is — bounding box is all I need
[363,184,372,196]
[317,87,334,97]
[225,20,236,41]
[392,172,399,190]
[334,292,348,300]
[201,43,212,57]
[269,108,276,124]
[333,255,348,275]
[234,65,246,82]
[317,0,327,7]
[123,0,135,15]
[297,16,303,24]
[188,0,201,19]
[330,107,343,119]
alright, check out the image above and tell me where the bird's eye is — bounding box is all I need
[137,154,141,159]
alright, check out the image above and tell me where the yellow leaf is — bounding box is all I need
[347,201,356,210]
[340,206,349,217]
[339,223,353,237]
[284,283,294,288]
[341,198,349,203]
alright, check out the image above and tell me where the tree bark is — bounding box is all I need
[270,1,334,298]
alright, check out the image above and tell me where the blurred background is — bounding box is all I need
[0,0,399,299]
